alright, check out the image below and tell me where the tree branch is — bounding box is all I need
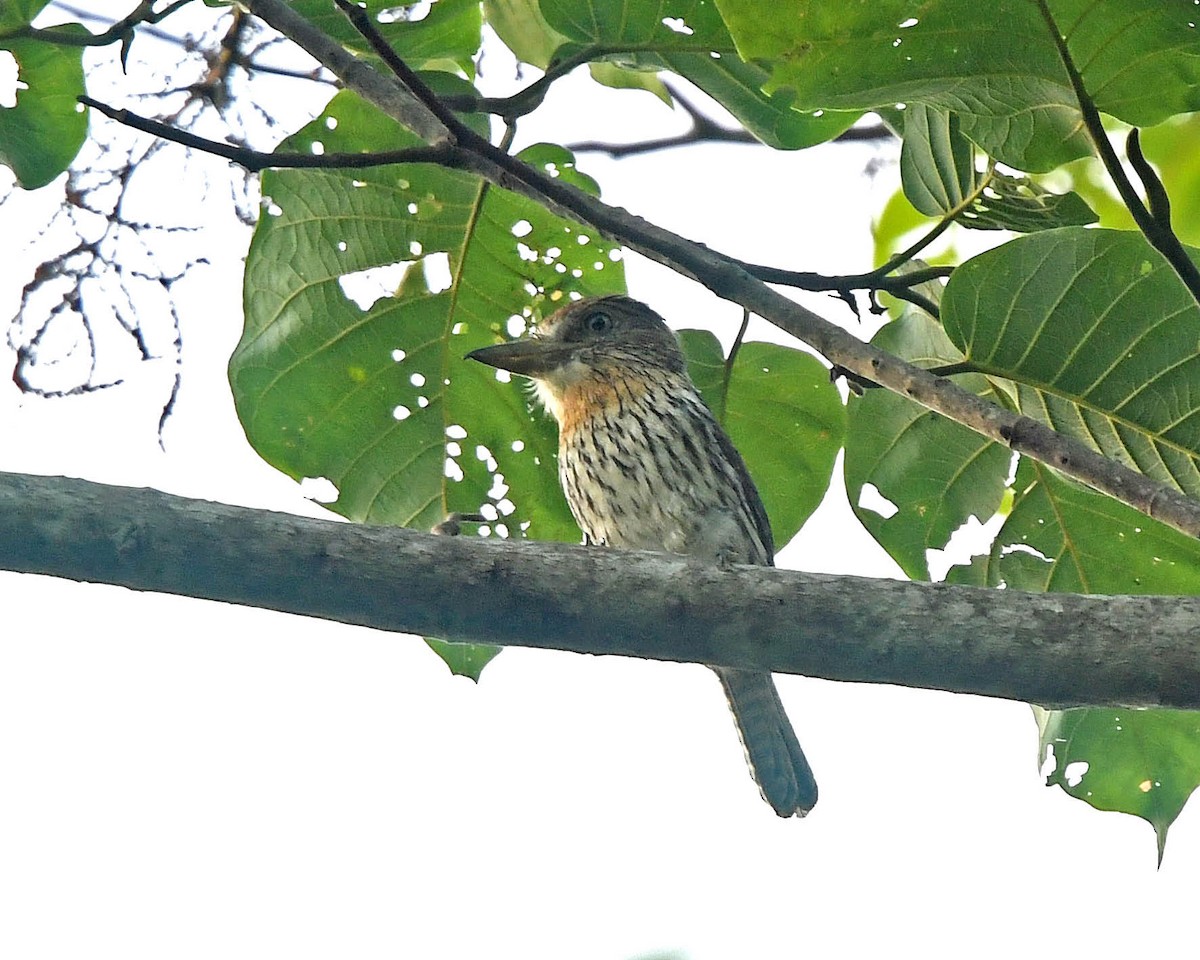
[1,470,1197,711]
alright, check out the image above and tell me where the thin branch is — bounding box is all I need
[78,96,452,172]
[1,0,191,45]
[571,82,758,156]
[1127,128,1172,227]
[464,46,604,121]
[1035,0,1200,306]
[721,307,751,401]
[81,94,950,311]
[569,89,892,159]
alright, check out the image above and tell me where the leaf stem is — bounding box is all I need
[1034,0,1200,307]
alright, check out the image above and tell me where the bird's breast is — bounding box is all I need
[551,376,766,563]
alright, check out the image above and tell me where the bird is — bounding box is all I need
[466,294,817,817]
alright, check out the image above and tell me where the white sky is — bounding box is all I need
[2,6,1198,959]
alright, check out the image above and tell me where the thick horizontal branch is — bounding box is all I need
[2,471,1198,711]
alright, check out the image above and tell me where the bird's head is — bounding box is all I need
[466,295,688,427]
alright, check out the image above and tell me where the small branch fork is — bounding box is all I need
[1035,0,1200,308]
[78,0,1200,540]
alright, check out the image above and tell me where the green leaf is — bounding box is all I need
[900,103,975,217]
[0,1,49,29]
[952,460,1200,855]
[961,171,1097,233]
[844,311,1010,580]
[588,61,671,104]
[900,103,1097,232]
[1139,117,1200,247]
[232,89,624,541]
[485,0,568,68]
[287,0,482,75]
[540,0,860,149]
[0,26,87,189]
[1038,707,1200,866]
[232,90,626,677]
[679,330,845,550]
[423,638,503,681]
[942,228,1200,497]
[715,0,1200,171]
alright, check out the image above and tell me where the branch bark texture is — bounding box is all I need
[3,471,1198,712]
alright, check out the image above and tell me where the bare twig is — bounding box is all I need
[1,0,191,45]
[78,96,451,171]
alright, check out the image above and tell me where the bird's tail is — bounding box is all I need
[713,666,817,817]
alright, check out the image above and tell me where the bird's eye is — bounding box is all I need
[586,311,611,333]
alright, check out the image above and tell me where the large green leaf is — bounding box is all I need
[680,331,845,550]
[901,103,975,218]
[844,311,1010,581]
[716,0,1200,171]
[233,88,623,536]
[0,25,87,189]
[231,89,625,676]
[539,0,859,149]
[942,228,1200,497]
[947,461,1200,855]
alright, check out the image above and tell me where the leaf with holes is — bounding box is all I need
[946,460,1200,856]
[230,88,625,676]
[716,0,1200,171]
[942,228,1200,497]
[679,330,845,550]
[962,171,1097,232]
[539,0,859,149]
[288,0,482,75]
[844,311,1010,581]
[0,25,87,189]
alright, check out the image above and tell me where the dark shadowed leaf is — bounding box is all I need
[900,103,1097,232]
[539,0,859,149]
[961,172,1097,232]
[716,0,1200,170]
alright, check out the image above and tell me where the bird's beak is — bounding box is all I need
[466,339,577,378]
